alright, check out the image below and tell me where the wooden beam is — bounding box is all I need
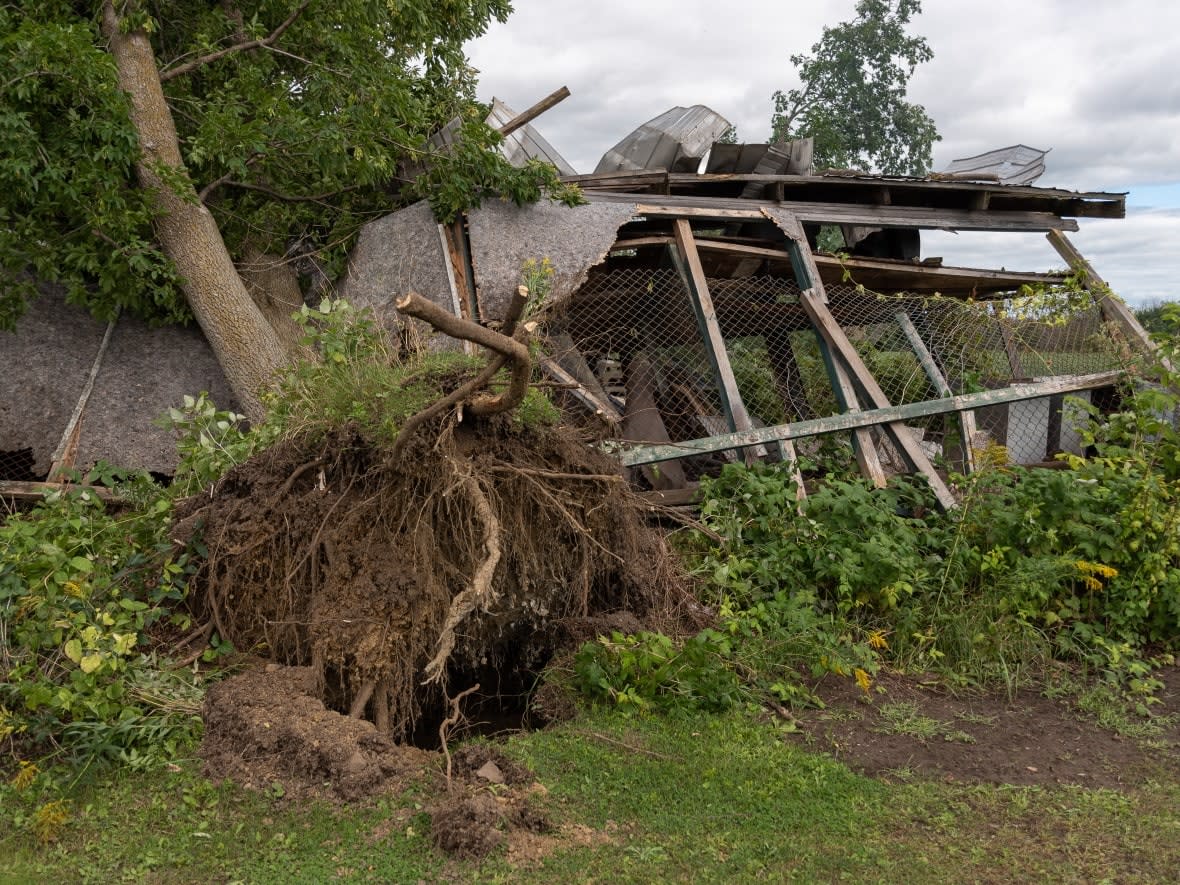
[618,370,1124,466]
[773,210,955,506]
[800,286,957,508]
[496,86,570,138]
[778,220,887,486]
[670,221,765,461]
[592,193,1080,232]
[609,235,674,251]
[811,253,1067,293]
[1046,230,1166,367]
[895,310,977,472]
[0,480,116,502]
[537,356,621,425]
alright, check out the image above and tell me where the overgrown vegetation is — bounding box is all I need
[575,309,1180,718]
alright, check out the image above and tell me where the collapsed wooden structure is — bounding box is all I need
[2,99,1151,509]
[339,116,1142,508]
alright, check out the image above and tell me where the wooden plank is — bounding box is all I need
[496,86,570,137]
[592,193,1081,232]
[692,239,793,261]
[537,356,621,424]
[635,203,767,221]
[609,235,674,251]
[639,486,702,507]
[1046,230,1167,367]
[49,318,116,480]
[896,310,977,472]
[659,173,1126,218]
[773,209,955,506]
[801,286,957,508]
[670,221,765,461]
[811,253,1067,293]
[0,480,116,502]
[618,370,1124,466]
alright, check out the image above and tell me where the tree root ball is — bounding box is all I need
[177,416,695,741]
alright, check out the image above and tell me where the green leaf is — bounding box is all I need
[64,639,82,664]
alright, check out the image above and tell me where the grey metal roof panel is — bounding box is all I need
[486,98,578,176]
[595,105,731,174]
[942,144,1049,186]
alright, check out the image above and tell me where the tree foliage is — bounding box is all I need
[771,0,940,175]
[0,1,574,330]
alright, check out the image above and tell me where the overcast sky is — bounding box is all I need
[468,0,1180,307]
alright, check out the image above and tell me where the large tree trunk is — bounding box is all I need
[101,2,288,421]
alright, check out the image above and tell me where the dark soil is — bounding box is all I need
[786,665,1180,788]
[200,664,432,802]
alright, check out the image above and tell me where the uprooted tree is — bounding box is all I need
[1,1,575,419]
[175,289,693,739]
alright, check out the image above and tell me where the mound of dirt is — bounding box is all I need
[200,665,431,801]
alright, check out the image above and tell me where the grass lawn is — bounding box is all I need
[3,708,1177,884]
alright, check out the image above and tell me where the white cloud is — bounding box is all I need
[469,0,1180,305]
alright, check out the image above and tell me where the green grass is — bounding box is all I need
[3,709,1178,884]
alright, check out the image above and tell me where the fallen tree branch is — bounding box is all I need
[390,289,534,456]
[160,0,312,82]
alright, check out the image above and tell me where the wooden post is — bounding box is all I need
[670,220,767,462]
[1046,229,1168,370]
[770,208,956,507]
[777,214,888,488]
[896,310,977,472]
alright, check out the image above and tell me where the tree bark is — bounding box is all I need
[101,2,288,421]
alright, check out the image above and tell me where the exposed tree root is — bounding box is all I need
[176,290,700,742]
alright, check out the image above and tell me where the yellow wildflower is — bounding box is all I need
[11,761,39,791]
[1075,561,1118,591]
[854,668,872,694]
[867,629,890,650]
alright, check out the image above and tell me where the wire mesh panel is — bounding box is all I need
[548,267,1133,483]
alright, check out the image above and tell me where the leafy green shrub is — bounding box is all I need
[0,469,198,765]
[572,630,745,713]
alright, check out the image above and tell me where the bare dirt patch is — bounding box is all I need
[787,666,1180,788]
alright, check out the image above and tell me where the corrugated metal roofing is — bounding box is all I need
[486,98,577,176]
[594,105,731,174]
[942,144,1049,186]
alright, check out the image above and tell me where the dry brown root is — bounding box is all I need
[392,290,534,458]
[440,683,480,792]
[422,469,502,685]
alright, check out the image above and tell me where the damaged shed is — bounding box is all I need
[1,102,1150,506]
[339,106,1142,507]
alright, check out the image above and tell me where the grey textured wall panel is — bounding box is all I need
[467,199,636,320]
[336,200,461,349]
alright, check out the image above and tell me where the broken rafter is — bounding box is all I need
[590,193,1080,232]
[496,86,571,138]
[618,370,1124,467]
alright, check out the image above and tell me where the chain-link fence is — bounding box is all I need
[0,447,38,482]
[545,267,1132,484]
